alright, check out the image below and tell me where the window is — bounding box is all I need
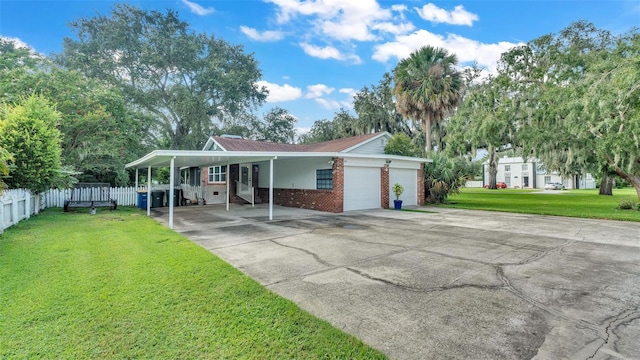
[522,164,528,170]
[316,169,333,189]
[504,165,511,172]
[208,165,226,183]
[544,175,551,184]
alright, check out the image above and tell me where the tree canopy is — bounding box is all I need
[0,95,66,192]
[394,46,463,153]
[0,39,150,186]
[59,3,268,150]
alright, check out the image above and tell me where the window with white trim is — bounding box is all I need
[316,169,333,190]
[504,165,511,172]
[208,165,226,183]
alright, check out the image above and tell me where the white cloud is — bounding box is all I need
[306,84,335,98]
[372,22,415,35]
[181,0,214,15]
[415,3,478,26]
[256,80,302,102]
[372,29,521,73]
[1,36,31,50]
[339,88,357,99]
[299,43,362,63]
[295,126,311,137]
[240,26,285,41]
[315,98,342,110]
[391,4,408,13]
[1,36,43,59]
[267,0,409,42]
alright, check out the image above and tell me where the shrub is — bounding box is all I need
[617,198,638,210]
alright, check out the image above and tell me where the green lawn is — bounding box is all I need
[438,187,640,222]
[0,208,385,359]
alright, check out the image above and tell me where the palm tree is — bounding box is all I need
[393,46,463,153]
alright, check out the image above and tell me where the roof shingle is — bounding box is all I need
[212,132,386,153]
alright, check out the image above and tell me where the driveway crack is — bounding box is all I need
[495,265,600,332]
[269,239,334,267]
[585,305,640,359]
[345,267,503,293]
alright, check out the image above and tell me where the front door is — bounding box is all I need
[523,176,529,188]
[238,163,252,196]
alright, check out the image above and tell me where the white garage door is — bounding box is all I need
[344,166,381,211]
[389,168,417,207]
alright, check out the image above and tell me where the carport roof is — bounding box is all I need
[125,150,430,169]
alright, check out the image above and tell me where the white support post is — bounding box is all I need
[147,166,151,216]
[169,157,175,229]
[269,158,274,221]
[226,163,230,211]
[135,168,139,207]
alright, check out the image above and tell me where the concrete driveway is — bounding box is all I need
[152,205,640,359]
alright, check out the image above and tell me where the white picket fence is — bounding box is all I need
[0,189,41,234]
[0,185,208,234]
[41,187,139,208]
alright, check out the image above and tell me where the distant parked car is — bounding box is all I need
[544,182,565,190]
[484,182,508,189]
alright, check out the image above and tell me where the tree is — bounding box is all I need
[424,152,474,203]
[0,40,151,186]
[0,95,65,192]
[0,145,12,193]
[515,22,612,193]
[384,133,420,157]
[393,46,463,153]
[577,30,640,199]
[298,119,337,144]
[253,107,297,143]
[354,72,413,136]
[59,3,267,150]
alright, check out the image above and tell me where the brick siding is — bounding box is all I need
[381,164,390,208]
[417,163,425,206]
[256,157,344,213]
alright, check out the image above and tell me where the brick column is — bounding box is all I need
[417,163,425,206]
[381,164,390,208]
[332,158,344,213]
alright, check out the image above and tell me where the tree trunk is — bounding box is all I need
[598,171,613,196]
[487,145,498,189]
[424,117,432,153]
[610,163,640,201]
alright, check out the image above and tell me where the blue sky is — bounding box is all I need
[1,0,639,134]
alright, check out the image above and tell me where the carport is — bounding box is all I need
[125,150,426,229]
[126,150,288,228]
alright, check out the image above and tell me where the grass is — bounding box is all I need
[0,208,386,359]
[437,187,640,222]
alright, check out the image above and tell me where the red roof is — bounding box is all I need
[212,132,386,153]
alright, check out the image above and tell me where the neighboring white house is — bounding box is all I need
[483,156,596,189]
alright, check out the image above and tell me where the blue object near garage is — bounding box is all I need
[137,192,148,209]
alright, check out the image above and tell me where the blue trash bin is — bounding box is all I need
[137,192,148,209]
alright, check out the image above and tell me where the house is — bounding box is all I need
[125,132,429,228]
[483,156,596,189]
